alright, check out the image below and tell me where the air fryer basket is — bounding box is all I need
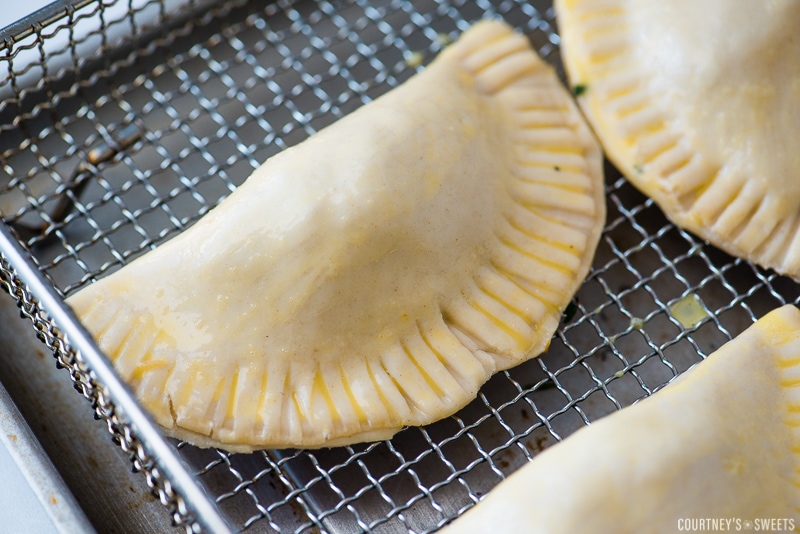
[1,0,797,532]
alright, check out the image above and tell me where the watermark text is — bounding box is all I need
[677,518,795,532]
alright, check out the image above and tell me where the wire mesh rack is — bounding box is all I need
[1,0,798,532]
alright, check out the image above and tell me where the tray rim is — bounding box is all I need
[0,220,234,533]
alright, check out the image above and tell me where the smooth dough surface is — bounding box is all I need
[66,20,605,451]
[556,0,800,278]
[442,304,800,534]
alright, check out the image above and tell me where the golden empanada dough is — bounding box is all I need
[557,0,800,277]
[67,20,605,451]
[442,304,800,533]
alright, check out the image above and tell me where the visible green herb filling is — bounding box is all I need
[405,51,424,69]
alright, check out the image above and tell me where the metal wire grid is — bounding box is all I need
[1,0,799,532]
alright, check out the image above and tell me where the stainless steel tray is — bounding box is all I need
[1,0,797,532]
[0,366,95,534]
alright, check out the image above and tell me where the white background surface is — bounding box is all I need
[0,378,94,534]
[0,441,58,534]
[0,0,55,31]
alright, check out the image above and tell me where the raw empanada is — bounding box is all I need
[556,0,800,278]
[66,20,605,451]
[441,304,800,533]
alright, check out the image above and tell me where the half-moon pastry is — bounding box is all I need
[556,0,800,278]
[66,20,605,451]
[441,304,800,533]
